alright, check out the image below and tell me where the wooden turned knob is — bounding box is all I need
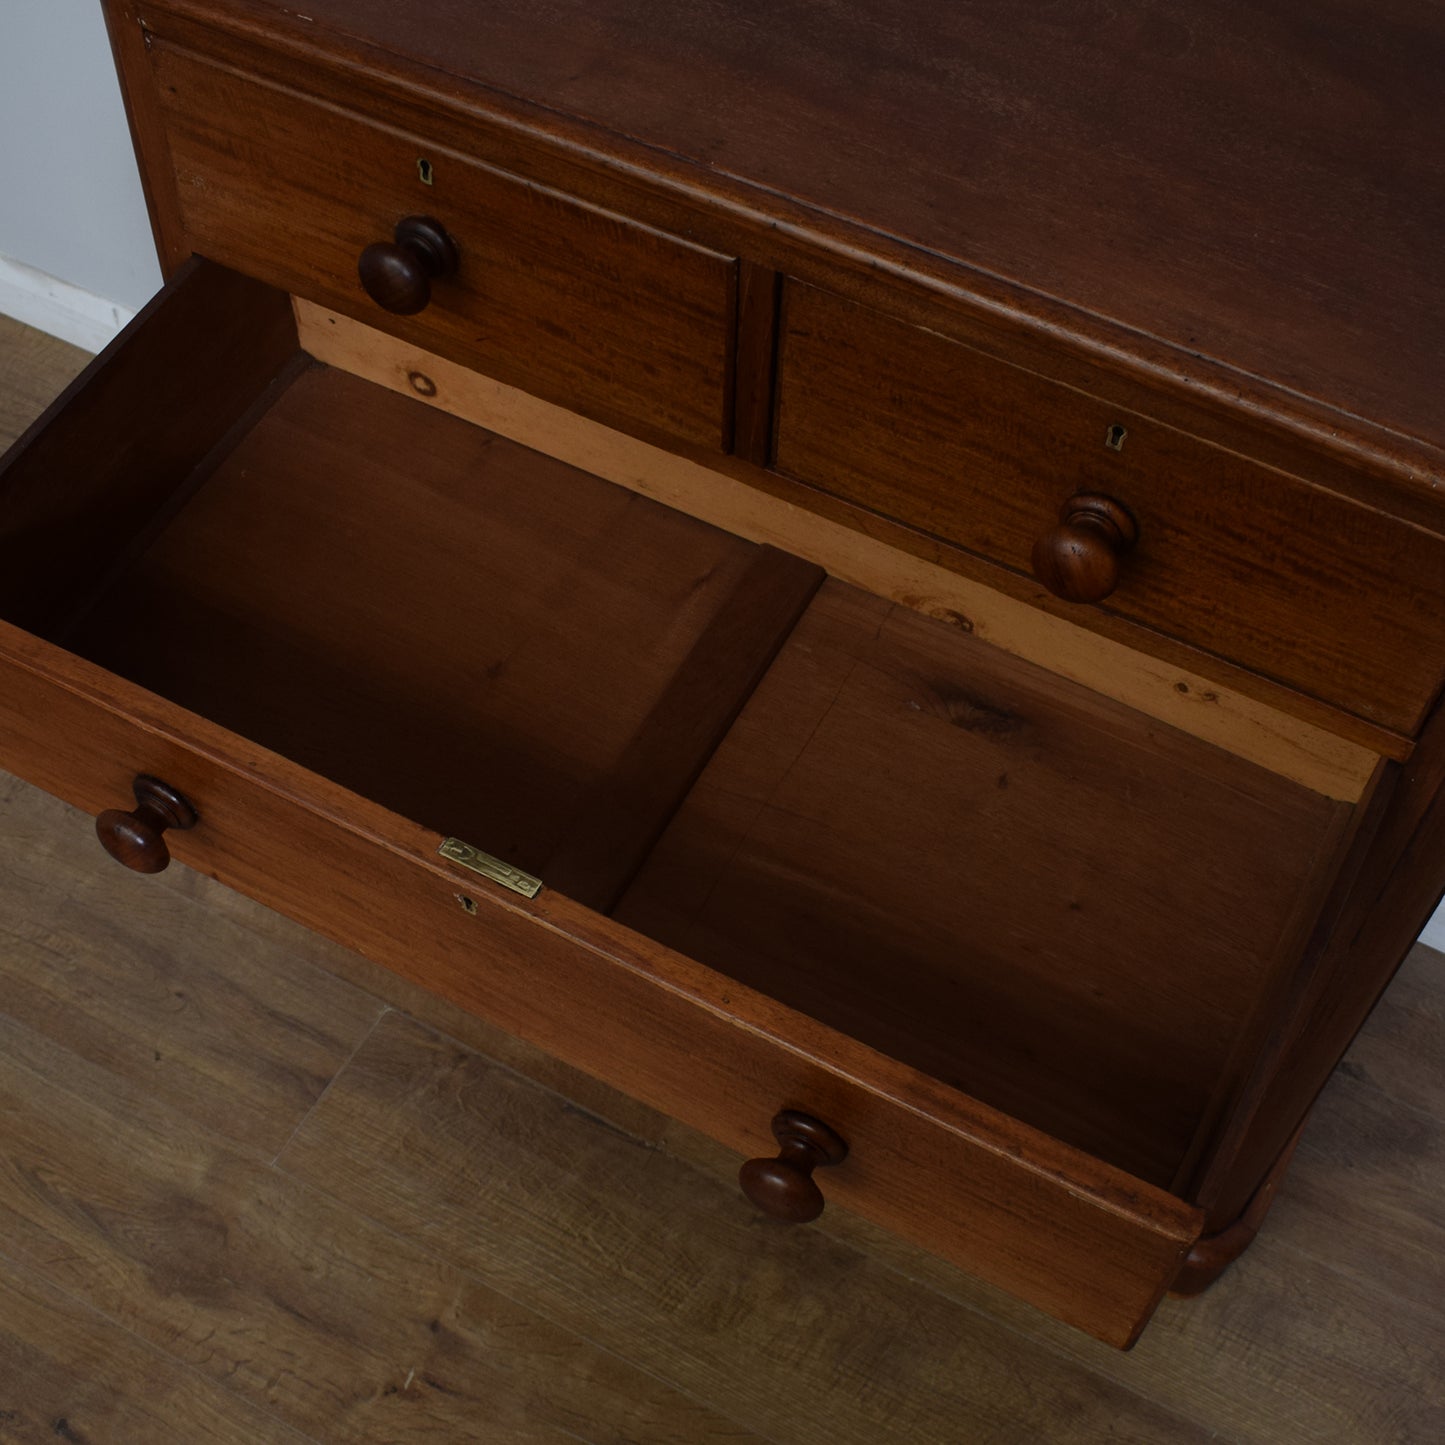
[358,215,459,315]
[739,1110,849,1223]
[1031,493,1138,603]
[95,776,198,874]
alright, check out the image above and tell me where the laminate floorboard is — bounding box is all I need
[0,773,385,1159]
[278,1010,1214,1445]
[3,314,1444,1443]
[1334,941,1445,1119]
[0,1017,762,1445]
[0,1253,316,1445]
[0,317,88,450]
[1271,1070,1445,1316]
[277,1007,1445,1445]
[150,819,679,1143]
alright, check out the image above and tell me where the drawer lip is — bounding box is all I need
[0,613,1200,1348]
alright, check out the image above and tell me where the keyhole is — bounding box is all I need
[417,157,434,185]
[1105,424,1128,452]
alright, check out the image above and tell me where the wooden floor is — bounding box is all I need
[1,314,1443,1443]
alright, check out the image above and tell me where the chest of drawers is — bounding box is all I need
[2,0,1441,1348]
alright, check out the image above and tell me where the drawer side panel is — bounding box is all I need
[0,261,296,638]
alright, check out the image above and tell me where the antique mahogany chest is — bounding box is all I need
[1,0,1441,1347]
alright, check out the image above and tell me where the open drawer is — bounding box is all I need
[1,261,1367,1346]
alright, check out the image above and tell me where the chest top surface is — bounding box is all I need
[151,0,1445,473]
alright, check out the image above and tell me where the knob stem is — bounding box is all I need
[358,215,459,315]
[95,775,198,874]
[739,1110,849,1223]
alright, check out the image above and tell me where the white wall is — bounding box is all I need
[0,1,1442,953]
[0,0,160,348]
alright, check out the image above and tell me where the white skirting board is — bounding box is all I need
[0,254,134,353]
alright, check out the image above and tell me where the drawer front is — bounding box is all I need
[775,282,1445,735]
[147,42,736,450]
[0,621,1196,1348]
[0,280,1198,1347]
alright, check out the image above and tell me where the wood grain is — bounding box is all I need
[148,41,736,450]
[0,304,681,1147]
[919,1190,1445,1445]
[67,363,800,911]
[0,260,297,639]
[152,839,684,1144]
[0,613,1199,1346]
[1,776,1441,1440]
[296,301,1386,801]
[0,318,90,451]
[1270,1073,1445,1317]
[102,0,193,274]
[540,541,822,910]
[1334,942,1445,1121]
[4,216,1444,1440]
[117,0,1445,518]
[277,1010,1214,1443]
[640,966,1445,1445]
[0,769,382,1159]
[16,0,1445,1352]
[0,745,1439,1445]
[730,259,780,466]
[1170,1125,1304,1296]
[0,1024,763,1444]
[0,1254,312,1445]
[1188,687,1445,1226]
[775,282,1445,736]
[618,580,1352,1183]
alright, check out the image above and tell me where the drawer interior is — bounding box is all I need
[616,581,1348,1184]
[62,360,819,913]
[0,262,1355,1194]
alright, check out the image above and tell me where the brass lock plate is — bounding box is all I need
[437,837,543,899]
